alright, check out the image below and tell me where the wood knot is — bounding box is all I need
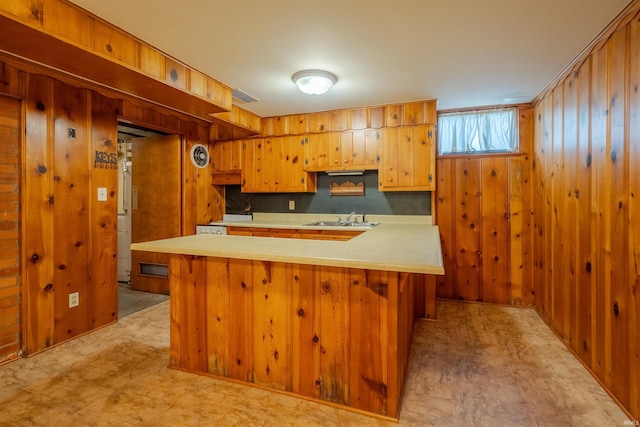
[321,281,331,294]
[297,308,305,317]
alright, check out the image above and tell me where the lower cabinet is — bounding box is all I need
[168,254,420,418]
[226,226,362,241]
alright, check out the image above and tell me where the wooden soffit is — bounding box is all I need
[0,2,232,121]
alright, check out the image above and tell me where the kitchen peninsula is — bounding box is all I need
[131,215,443,419]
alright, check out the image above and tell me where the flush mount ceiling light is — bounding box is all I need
[292,69,337,96]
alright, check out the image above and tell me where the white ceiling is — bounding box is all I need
[70,0,630,117]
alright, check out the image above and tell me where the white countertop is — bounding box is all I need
[132,214,444,275]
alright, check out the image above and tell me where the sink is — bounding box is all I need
[344,222,379,227]
[304,221,343,226]
[304,221,379,228]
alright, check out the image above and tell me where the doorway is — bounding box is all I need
[116,122,178,317]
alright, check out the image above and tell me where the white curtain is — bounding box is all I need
[438,108,518,154]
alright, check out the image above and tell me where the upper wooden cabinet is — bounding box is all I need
[242,136,316,193]
[211,140,242,185]
[304,130,380,172]
[378,124,435,191]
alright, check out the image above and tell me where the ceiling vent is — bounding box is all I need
[232,88,260,103]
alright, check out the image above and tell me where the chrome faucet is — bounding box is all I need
[345,211,357,223]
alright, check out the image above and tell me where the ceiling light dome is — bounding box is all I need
[292,70,337,96]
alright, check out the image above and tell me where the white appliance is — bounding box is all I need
[195,224,227,235]
[195,214,252,235]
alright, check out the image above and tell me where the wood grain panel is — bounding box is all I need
[385,104,403,128]
[435,158,455,299]
[318,266,349,405]
[480,157,510,303]
[575,58,594,365]
[550,85,565,340]
[292,264,320,398]
[43,0,93,47]
[23,74,54,353]
[252,261,292,390]
[380,128,398,187]
[228,259,254,382]
[350,108,367,130]
[93,20,137,66]
[628,14,640,417]
[178,255,207,371]
[607,28,630,404]
[52,80,90,343]
[396,127,414,188]
[454,158,481,301]
[364,130,381,167]
[349,269,384,414]
[307,111,331,133]
[206,257,230,376]
[590,44,608,382]
[89,92,119,327]
[563,73,579,351]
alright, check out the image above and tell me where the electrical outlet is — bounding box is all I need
[69,292,79,308]
[289,200,295,211]
[97,187,108,201]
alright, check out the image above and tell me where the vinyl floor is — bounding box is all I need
[0,300,631,426]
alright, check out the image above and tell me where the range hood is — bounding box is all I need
[326,170,364,176]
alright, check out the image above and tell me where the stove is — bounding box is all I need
[195,214,252,235]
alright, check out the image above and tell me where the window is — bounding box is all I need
[437,107,518,155]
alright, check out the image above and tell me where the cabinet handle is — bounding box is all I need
[389,177,393,182]
[343,159,348,163]
[334,160,339,164]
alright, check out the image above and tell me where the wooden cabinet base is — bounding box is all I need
[168,254,435,418]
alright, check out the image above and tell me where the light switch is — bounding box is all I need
[97,187,108,201]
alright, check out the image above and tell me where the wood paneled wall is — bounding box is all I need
[533,6,640,418]
[0,59,220,358]
[22,74,121,351]
[435,106,534,306]
[0,92,21,361]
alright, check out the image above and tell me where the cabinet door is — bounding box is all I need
[379,124,435,191]
[379,128,398,188]
[305,133,330,171]
[258,137,275,191]
[244,137,315,193]
[242,138,273,192]
[413,125,435,188]
[222,140,241,171]
[364,129,381,168]
[275,135,300,191]
[328,132,342,168]
[339,131,353,168]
